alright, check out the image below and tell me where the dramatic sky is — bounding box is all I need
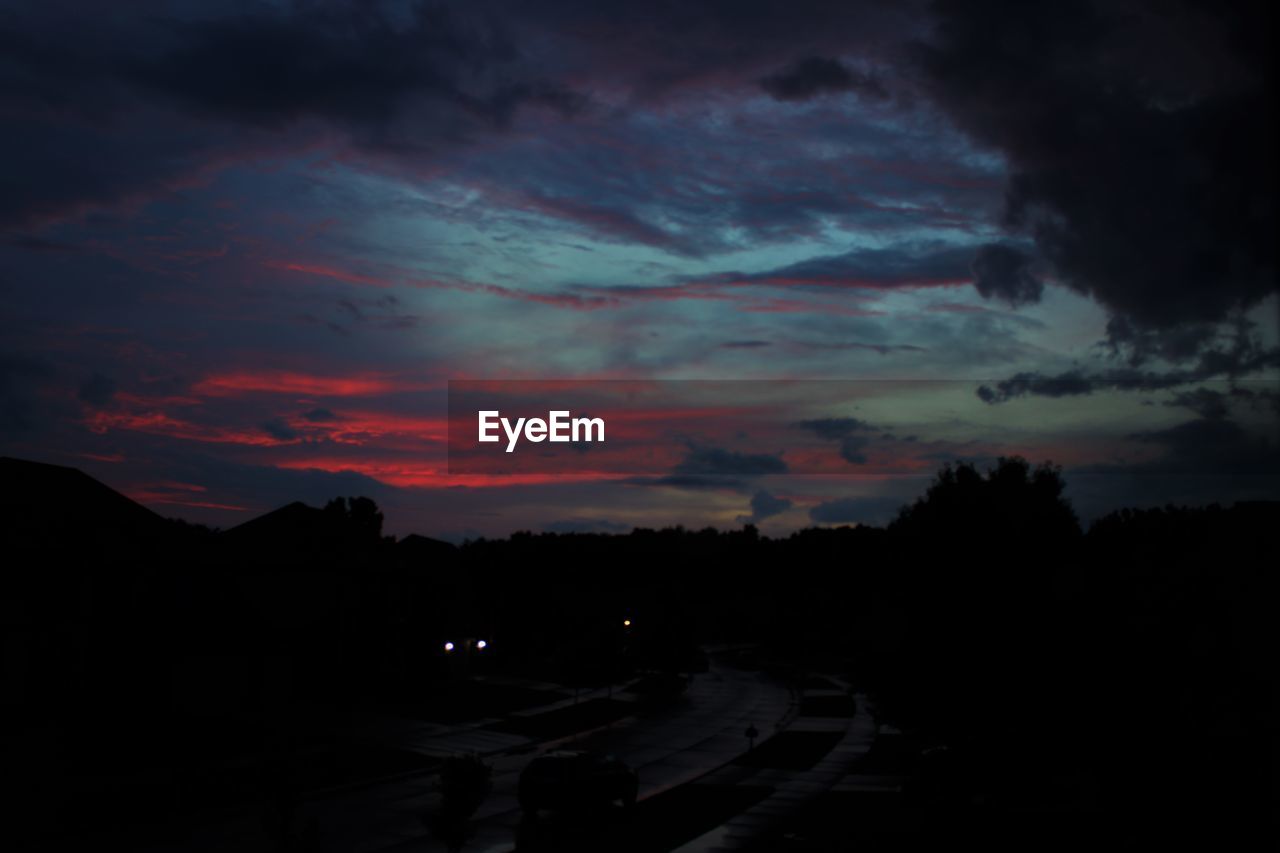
[2,0,1277,539]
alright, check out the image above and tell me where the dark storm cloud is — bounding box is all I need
[794,417,875,440]
[760,56,887,101]
[498,1,1274,343]
[0,8,261,226]
[302,408,338,423]
[672,445,788,477]
[977,334,1280,403]
[1164,385,1280,420]
[134,9,470,127]
[0,1,577,227]
[916,0,1276,354]
[77,373,117,408]
[2,0,1275,537]
[1067,416,1280,519]
[1230,386,1280,415]
[498,0,915,102]
[1101,317,1224,366]
[131,6,582,131]
[1179,328,1280,378]
[1165,388,1232,421]
[0,105,247,229]
[0,1,980,260]
[261,419,299,442]
[977,371,1106,403]
[742,489,792,522]
[1055,385,1280,516]
[0,354,54,434]
[839,435,871,465]
[1125,417,1280,477]
[6,0,1274,348]
[976,368,1205,404]
[969,244,1042,307]
[794,417,874,464]
[135,18,448,128]
[627,444,788,490]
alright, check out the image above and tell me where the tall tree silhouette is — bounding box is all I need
[889,456,1080,546]
[868,457,1085,766]
[324,496,385,542]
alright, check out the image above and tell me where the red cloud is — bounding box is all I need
[273,457,620,489]
[266,260,392,288]
[85,409,295,447]
[303,411,449,446]
[193,371,432,397]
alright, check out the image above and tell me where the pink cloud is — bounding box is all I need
[192,370,433,397]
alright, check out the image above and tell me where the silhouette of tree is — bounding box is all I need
[323,495,385,541]
[889,456,1080,547]
[863,457,1085,761]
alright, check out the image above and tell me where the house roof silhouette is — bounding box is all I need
[0,456,165,537]
[223,501,326,540]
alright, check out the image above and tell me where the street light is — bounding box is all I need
[444,641,455,653]
[476,640,488,650]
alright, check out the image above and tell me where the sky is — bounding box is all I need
[1,0,1276,539]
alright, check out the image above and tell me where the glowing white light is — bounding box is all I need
[444,642,455,652]
[477,640,488,649]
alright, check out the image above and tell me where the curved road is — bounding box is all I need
[322,659,794,853]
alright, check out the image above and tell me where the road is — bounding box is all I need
[313,658,795,853]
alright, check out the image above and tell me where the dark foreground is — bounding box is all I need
[2,456,1274,850]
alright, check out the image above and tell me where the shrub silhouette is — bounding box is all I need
[428,754,493,851]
